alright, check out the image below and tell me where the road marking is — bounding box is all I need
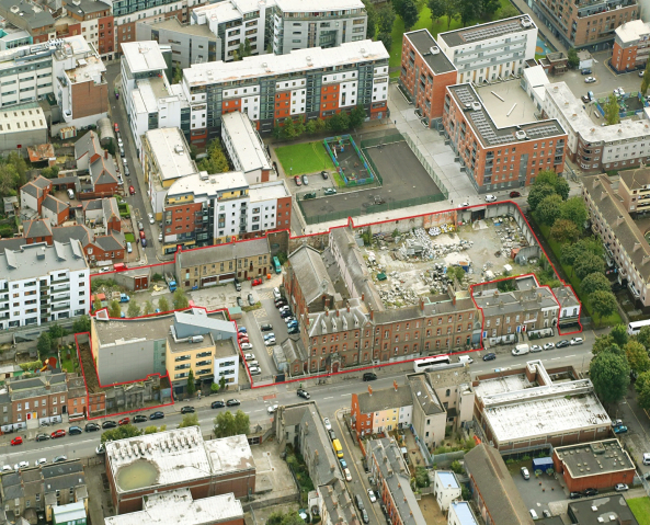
[340,393,351,397]
[323,396,334,400]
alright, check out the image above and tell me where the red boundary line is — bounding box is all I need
[84,200,582,397]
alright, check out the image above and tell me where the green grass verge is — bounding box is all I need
[124,232,135,242]
[275,141,334,177]
[628,498,650,525]
[537,223,622,327]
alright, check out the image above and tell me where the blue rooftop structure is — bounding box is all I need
[438,471,460,489]
[449,502,478,525]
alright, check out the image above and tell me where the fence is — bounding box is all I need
[403,132,449,199]
[360,133,405,149]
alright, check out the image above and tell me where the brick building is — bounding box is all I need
[0,0,55,43]
[399,29,457,126]
[57,0,114,58]
[611,20,650,72]
[552,439,636,492]
[533,0,639,50]
[443,83,567,193]
[3,372,68,429]
[106,428,256,514]
[351,384,413,436]
[66,374,88,421]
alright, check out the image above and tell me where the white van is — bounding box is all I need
[67,188,75,200]
[511,344,530,356]
[458,355,474,365]
[126,242,132,254]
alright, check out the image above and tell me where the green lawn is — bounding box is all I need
[124,232,135,242]
[275,141,334,177]
[628,498,650,525]
[537,223,623,327]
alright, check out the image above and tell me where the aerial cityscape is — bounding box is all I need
[0,0,649,522]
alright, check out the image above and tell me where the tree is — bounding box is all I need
[349,105,366,128]
[560,196,588,229]
[535,169,559,188]
[399,0,419,30]
[444,0,459,29]
[144,425,160,435]
[214,410,236,438]
[580,272,611,295]
[527,184,557,212]
[626,341,650,374]
[109,299,121,319]
[589,350,630,404]
[495,2,519,18]
[447,265,465,286]
[197,139,230,174]
[378,32,392,52]
[364,0,376,38]
[480,0,502,19]
[639,326,650,350]
[282,117,297,140]
[178,413,200,428]
[456,0,474,25]
[428,0,446,24]
[574,252,605,280]
[550,219,579,244]
[37,332,53,360]
[611,324,629,347]
[127,301,141,318]
[377,4,395,34]
[93,296,102,312]
[49,323,66,348]
[592,334,615,356]
[567,47,579,69]
[234,409,250,435]
[642,66,650,95]
[211,382,221,393]
[590,290,618,322]
[306,120,317,134]
[535,194,563,226]
[72,315,91,334]
[604,94,621,125]
[555,178,570,200]
[636,371,650,410]
[496,279,516,292]
[158,296,170,312]
[187,368,196,397]
[101,424,142,444]
[143,300,154,315]
[219,376,227,391]
[173,289,189,310]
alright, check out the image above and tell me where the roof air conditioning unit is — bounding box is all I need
[515,130,527,140]
[429,46,440,55]
[471,102,481,111]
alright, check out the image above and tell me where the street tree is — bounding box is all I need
[377,5,396,34]
[636,371,650,411]
[234,409,251,435]
[178,414,200,428]
[186,369,196,397]
[625,341,650,374]
[214,410,236,438]
[349,106,366,128]
[399,0,420,30]
[642,67,650,95]
[589,350,630,405]
[580,272,611,295]
[549,219,579,244]
[535,194,563,226]
[638,326,650,350]
[591,334,615,356]
[555,177,570,200]
[610,324,629,347]
[560,196,588,229]
[567,47,579,69]
[527,184,557,212]
[574,252,605,280]
[590,290,618,322]
[101,424,142,444]
[604,95,621,125]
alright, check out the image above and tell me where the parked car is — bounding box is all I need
[129,185,136,195]
[85,423,100,432]
[35,458,47,466]
[95,444,105,455]
[263,333,276,340]
[10,436,23,446]
[237,297,244,307]
[260,323,273,331]
[529,510,538,520]
[102,420,117,429]
[323,417,332,431]
[328,429,336,440]
[569,492,583,499]
[211,400,225,409]
[613,424,628,434]
[367,489,377,503]
[13,461,29,470]
[133,414,148,423]
[272,287,282,300]
[302,174,309,185]
[226,399,240,407]
[35,434,50,442]
[643,452,650,465]
[509,191,521,198]
[324,188,337,196]
[530,345,542,353]
[118,418,130,426]
[344,468,353,482]
[485,194,497,203]
[543,342,555,350]
[252,278,262,286]
[570,337,584,345]
[51,430,66,439]
[149,411,165,420]
[244,353,255,361]
[180,406,195,414]
[583,488,598,497]
[303,192,317,200]
[297,388,310,399]
[238,326,247,334]
[148,213,155,224]
[614,483,629,491]
[482,353,496,361]
[69,426,83,435]
[584,76,597,83]
[581,68,592,75]
[363,372,377,381]
[248,293,255,306]
[354,494,365,511]
[321,171,329,179]
[267,404,278,414]
[521,467,530,480]
[294,175,302,186]
[53,455,67,463]
[640,70,646,77]
[264,338,276,346]
[240,342,253,350]
[555,340,570,348]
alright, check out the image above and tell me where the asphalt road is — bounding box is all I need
[0,341,595,469]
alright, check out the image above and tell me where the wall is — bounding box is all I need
[96,337,157,385]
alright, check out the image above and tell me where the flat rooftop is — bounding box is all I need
[145,127,197,182]
[183,39,389,87]
[222,112,271,174]
[404,29,456,75]
[615,19,650,44]
[476,80,539,129]
[438,15,536,48]
[274,0,365,13]
[104,489,243,525]
[437,471,460,489]
[145,17,216,38]
[204,433,255,474]
[448,83,565,148]
[168,171,249,199]
[450,502,479,525]
[249,181,289,202]
[555,439,635,478]
[0,241,86,282]
[568,496,639,525]
[121,40,167,74]
[66,55,105,84]
[0,104,47,134]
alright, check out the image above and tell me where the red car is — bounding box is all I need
[129,185,136,195]
[252,278,262,286]
[114,123,119,133]
[51,429,66,439]
[118,417,130,426]
[10,436,22,446]
[294,175,302,186]
[239,337,250,345]
[509,191,521,198]
[237,332,248,340]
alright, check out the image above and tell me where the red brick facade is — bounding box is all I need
[71,80,109,120]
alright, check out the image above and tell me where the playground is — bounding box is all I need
[324,135,376,188]
[595,92,650,119]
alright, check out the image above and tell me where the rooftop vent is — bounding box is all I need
[429,46,440,55]
[463,103,472,111]
[9,5,19,13]
[471,102,481,111]
[521,16,533,28]
[515,130,527,140]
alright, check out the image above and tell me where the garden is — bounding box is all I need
[629,497,650,525]
[275,141,334,177]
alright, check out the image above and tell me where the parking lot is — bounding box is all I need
[509,459,569,518]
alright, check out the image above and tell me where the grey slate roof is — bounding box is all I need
[21,176,51,199]
[408,374,444,415]
[307,300,369,337]
[42,195,68,215]
[0,240,87,280]
[53,225,91,247]
[101,197,120,223]
[75,131,102,162]
[0,0,55,30]
[288,245,335,305]
[179,244,236,267]
[83,199,103,212]
[356,385,413,414]
[465,444,534,525]
[95,231,125,252]
[90,156,118,187]
[552,285,580,309]
[23,219,52,239]
[63,0,109,15]
[619,166,650,191]
[473,286,558,317]
[319,479,359,525]
[7,372,68,401]
[583,174,650,282]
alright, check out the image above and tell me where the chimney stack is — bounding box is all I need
[362,293,365,301]
[346,301,350,313]
[368,386,373,396]
[369,308,374,320]
[325,308,329,317]
[336,309,340,317]
[393,380,398,391]
[419,297,425,311]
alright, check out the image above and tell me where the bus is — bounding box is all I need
[413,355,451,372]
[627,319,650,335]
[273,256,282,274]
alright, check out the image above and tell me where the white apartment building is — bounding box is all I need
[272,0,367,55]
[221,111,275,185]
[191,0,266,62]
[0,240,89,330]
[437,15,537,84]
[543,81,650,171]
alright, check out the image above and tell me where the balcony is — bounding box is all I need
[52,303,70,312]
[51,294,71,302]
[577,0,636,18]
